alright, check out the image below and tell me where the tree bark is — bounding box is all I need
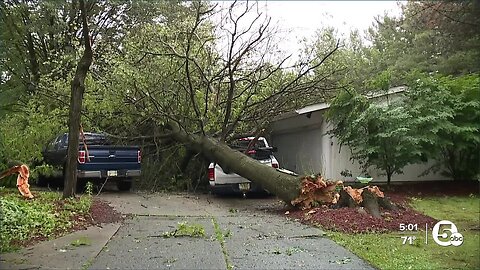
[336,188,357,208]
[387,172,392,186]
[63,0,93,198]
[169,124,301,203]
[378,196,399,211]
[361,189,381,218]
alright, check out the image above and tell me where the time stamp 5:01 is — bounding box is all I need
[399,221,464,247]
[399,223,421,245]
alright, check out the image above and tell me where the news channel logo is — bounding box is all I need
[432,220,464,247]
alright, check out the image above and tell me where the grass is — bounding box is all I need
[212,217,234,270]
[71,236,91,247]
[0,187,93,252]
[328,195,479,270]
[162,221,206,238]
[409,195,479,269]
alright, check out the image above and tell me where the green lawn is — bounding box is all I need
[328,195,479,270]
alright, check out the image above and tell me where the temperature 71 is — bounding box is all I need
[401,236,416,245]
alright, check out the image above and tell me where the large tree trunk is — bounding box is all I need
[361,189,381,218]
[170,124,301,203]
[63,0,93,198]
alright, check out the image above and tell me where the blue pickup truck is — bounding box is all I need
[42,132,141,191]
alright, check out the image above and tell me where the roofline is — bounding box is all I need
[275,86,407,121]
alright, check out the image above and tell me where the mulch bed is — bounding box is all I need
[285,181,479,234]
[90,199,125,224]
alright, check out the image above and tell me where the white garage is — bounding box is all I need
[270,87,450,183]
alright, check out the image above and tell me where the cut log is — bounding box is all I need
[361,189,381,218]
[336,188,357,208]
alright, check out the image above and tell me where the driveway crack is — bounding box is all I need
[212,217,234,270]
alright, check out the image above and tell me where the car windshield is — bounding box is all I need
[64,133,110,145]
[82,134,110,145]
[229,138,273,160]
[230,138,266,150]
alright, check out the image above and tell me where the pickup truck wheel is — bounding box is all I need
[117,180,132,191]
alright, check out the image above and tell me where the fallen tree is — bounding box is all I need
[169,123,301,203]
[91,1,389,211]
[170,123,398,218]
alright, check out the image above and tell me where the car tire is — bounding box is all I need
[117,180,132,191]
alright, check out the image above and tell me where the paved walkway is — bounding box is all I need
[1,192,374,269]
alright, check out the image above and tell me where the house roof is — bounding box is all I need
[275,86,407,121]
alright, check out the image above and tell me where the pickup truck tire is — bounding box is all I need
[117,180,132,191]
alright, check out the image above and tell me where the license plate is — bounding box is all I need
[239,183,250,191]
[107,170,117,177]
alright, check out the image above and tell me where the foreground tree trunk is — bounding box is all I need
[170,125,301,203]
[63,0,93,198]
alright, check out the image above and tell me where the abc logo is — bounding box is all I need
[432,220,464,247]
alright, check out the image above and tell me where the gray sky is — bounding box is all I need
[214,1,403,60]
[262,1,403,37]
[262,1,403,53]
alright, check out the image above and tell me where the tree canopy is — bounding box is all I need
[325,1,479,182]
[1,0,478,192]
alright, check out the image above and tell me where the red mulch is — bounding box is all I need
[285,181,479,234]
[90,199,125,224]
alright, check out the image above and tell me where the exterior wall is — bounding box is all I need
[271,111,452,182]
[271,111,325,174]
[326,124,450,182]
[272,127,324,174]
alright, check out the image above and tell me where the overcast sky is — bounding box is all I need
[266,1,402,38]
[214,1,404,60]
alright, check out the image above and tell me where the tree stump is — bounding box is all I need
[336,188,357,208]
[378,196,399,211]
[333,185,398,218]
[361,189,381,218]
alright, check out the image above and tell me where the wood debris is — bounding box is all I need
[291,174,343,210]
[0,164,34,199]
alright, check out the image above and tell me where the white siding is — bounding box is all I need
[272,110,452,182]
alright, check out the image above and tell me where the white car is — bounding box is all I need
[208,137,279,196]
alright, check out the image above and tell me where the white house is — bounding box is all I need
[270,86,451,183]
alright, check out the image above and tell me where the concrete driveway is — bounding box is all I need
[1,191,374,270]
